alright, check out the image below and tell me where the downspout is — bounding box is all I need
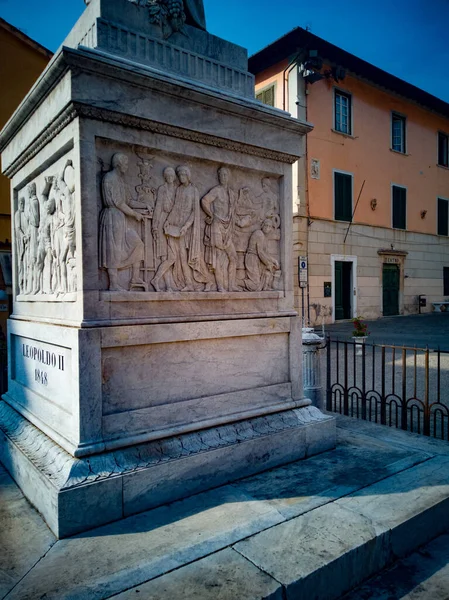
[305,79,310,324]
[285,58,311,324]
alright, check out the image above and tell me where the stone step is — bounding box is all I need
[341,532,449,600]
[3,418,449,600]
[233,454,449,600]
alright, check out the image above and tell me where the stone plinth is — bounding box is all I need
[0,0,335,536]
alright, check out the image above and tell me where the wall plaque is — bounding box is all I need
[12,335,72,412]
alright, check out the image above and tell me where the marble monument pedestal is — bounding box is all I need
[0,0,335,537]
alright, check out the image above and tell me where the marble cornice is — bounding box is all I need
[4,99,301,178]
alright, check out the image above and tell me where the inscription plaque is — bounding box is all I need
[13,335,72,411]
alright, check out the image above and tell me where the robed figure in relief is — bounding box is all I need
[100,153,146,291]
[244,219,280,292]
[151,165,212,292]
[202,167,239,292]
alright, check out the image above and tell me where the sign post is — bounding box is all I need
[298,256,308,322]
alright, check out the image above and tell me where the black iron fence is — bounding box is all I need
[326,337,449,440]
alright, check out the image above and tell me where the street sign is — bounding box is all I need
[298,256,308,288]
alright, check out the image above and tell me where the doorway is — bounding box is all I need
[335,261,352,320]
[382,264,400,316]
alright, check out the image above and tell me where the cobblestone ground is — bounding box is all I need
[320,314,449,441]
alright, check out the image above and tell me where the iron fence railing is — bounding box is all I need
[326,337,449,440]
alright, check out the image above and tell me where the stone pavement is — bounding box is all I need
[2,416,449,600]
[325,313,449,350]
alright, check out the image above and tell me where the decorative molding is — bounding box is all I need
[377,249,409,257]
[4,101,298,178]
[0,399,329,490]
[76,103,299,164]
[3,105,78,178]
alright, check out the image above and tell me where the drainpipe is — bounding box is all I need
[284,57,311,324]
[305,79,310,324]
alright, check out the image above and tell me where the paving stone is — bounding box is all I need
[234,502,391,600]
[5,485,284,600]
[0,469,56,599]
[232,427,430,520]
[111,548,283,600]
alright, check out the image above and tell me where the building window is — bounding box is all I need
[438,132,449,167]
[391,113,406,153]
[444,268,449,296]
[334,171,353,222]
[392,185,407,229]
[256,85,275,107]
[334,90,352,134]
[438,198,449,236]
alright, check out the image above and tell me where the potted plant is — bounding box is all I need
[352,316,369,355]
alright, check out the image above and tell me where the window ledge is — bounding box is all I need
[437,164,449,171]
[390,149,409,157]
[331,128,356,139]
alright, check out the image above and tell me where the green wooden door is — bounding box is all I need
[335,261,352,320]
[383,265,400,316]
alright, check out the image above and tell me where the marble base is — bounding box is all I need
[0,400,336,538]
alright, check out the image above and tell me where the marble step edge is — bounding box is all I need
[231,454,449,600]
[0,400,332,492]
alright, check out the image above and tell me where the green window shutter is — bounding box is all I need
[256,85,275,107]
[392,186,406,230]
[334,172,352,221]
[438,198,449,236]
[438,133,448,167]
[263,85,275,107]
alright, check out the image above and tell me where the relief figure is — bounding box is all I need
[27,183,40,294]
[15,163,77,298]
[14,197,29,295]
[35,178,56,295]
[151,165,211,292]
[202,167,239,292]
[244,219,280,292]
[152,167,177,291]
[100,153,146,292]
[258,177,280,219]
[57,162,77,294]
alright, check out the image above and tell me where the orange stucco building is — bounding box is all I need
[250,28,449,323]
[0,19,51,330]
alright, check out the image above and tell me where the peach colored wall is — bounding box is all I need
[307,72,449,234]
[255,60,288,112]
[256,62,449,236]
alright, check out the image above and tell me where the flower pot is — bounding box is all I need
[352,336,368,356]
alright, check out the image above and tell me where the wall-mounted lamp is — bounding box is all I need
[370,199,378,211]
[421,210,427,219]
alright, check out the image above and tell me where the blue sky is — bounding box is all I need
[1,0,448,103]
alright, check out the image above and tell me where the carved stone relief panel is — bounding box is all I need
[15,156,77,301]
[97,141,282,294]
